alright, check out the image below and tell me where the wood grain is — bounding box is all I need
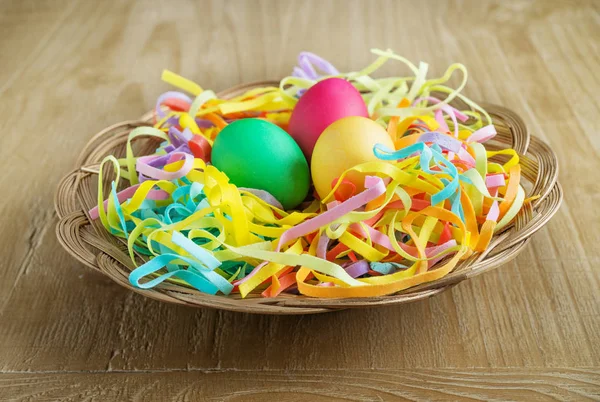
[0,0,598,399]
[1,369,599,402]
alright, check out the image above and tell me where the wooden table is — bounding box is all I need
[1,0,598,400]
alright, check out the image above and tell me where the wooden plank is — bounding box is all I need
[0,369,598,401]
[0,0,597,388]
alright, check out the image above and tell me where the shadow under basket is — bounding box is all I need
[54,81,562,315]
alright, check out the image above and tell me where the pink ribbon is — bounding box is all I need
[275,176,387,252]
[485,174,506,189]
[467,125,496,143]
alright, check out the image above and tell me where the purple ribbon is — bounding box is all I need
[344,260,370,278]
[292,52,340,80]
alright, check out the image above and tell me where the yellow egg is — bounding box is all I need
[311,116,394,200]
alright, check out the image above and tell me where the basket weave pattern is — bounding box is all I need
[54,82,562,314]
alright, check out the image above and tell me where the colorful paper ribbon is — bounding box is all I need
[89,49,526,299]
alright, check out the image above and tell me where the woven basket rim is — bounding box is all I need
[54,81,562,314]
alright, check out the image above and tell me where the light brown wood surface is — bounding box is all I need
[0,0,598,400]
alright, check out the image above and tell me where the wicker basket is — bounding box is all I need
[54,81,562,314]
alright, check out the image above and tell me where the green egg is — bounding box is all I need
[211,118,310,210]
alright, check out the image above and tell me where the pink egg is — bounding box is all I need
[288,78,368,159]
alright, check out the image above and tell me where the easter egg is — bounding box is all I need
[311,116,394,200]
[212,118,310,210]
[288,77,368,159]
